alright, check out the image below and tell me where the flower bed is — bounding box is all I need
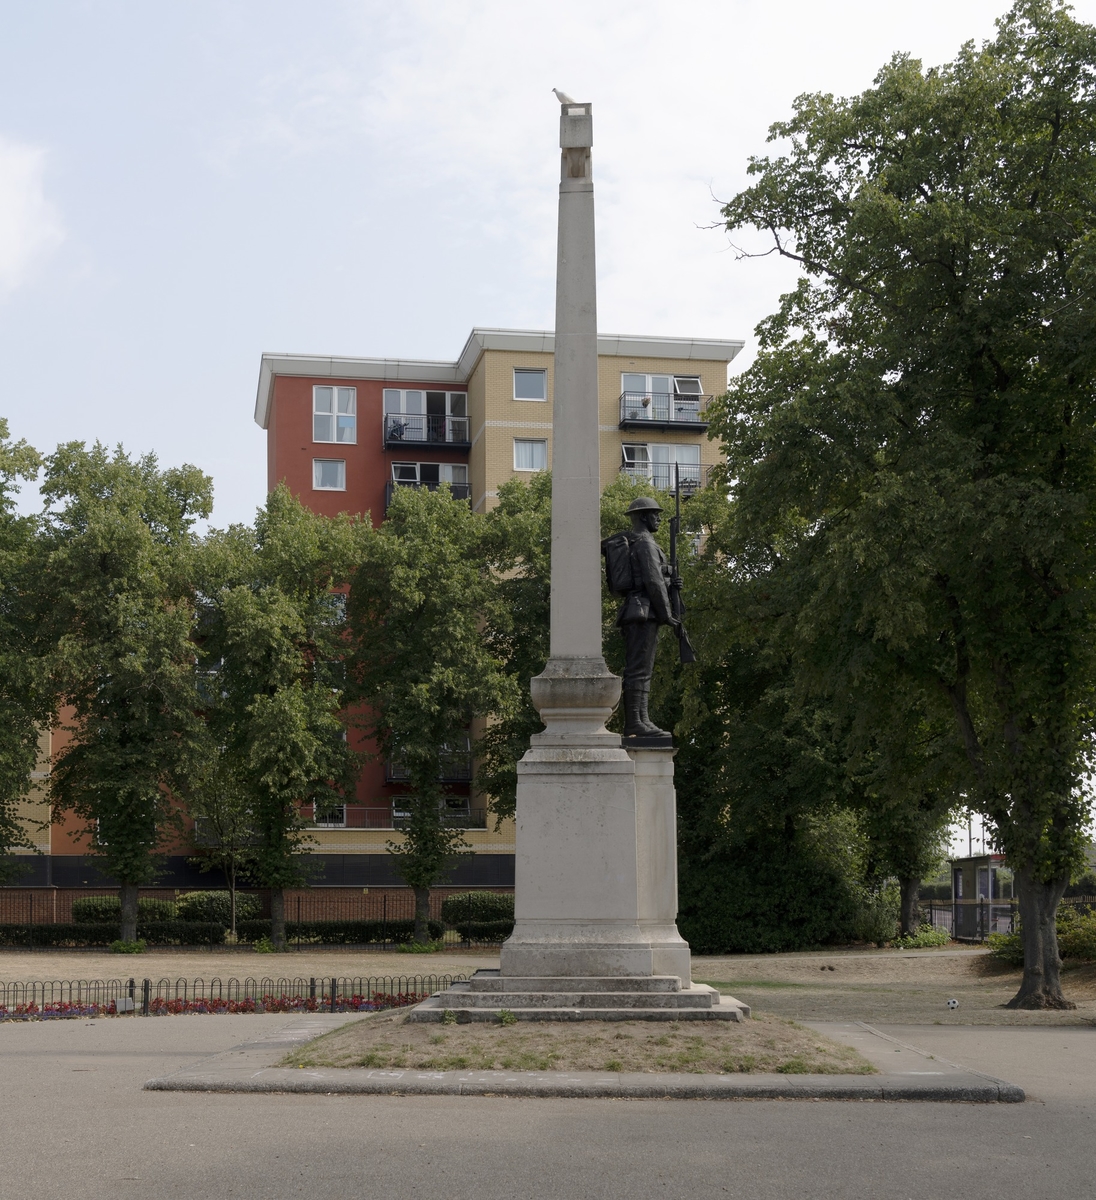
[0,990,431,1021]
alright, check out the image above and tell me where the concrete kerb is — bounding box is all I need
[142,1015,1025,1102]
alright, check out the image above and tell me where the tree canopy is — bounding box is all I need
[714,0,1096,1005]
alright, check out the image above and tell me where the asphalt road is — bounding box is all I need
[1,1015,1093,1200]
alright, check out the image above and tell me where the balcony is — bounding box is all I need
[393,800,487,830]
[383,413,471,449]
[620,462,713,495]
[386,745,473,784]
[306,806,393,830]
[619,391,710,431]
[385,480,472,514]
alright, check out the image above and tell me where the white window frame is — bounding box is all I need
[513,368,548,401]
[312,459,346,491]
[383,389,468,417]
[313,386,357,444]
[390,462,468,486]
[513,438,548,471]
[621,443,700,490]
[620,374,703,423]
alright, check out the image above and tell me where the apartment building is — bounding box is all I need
[253,327,743,888]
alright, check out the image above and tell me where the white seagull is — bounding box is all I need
[552,88,576,104]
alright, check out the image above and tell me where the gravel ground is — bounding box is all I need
[5,943,1095,1026]
[278,1007,875,1075]
[697,947,1096,1025]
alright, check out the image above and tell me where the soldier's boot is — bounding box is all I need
[637,688,670,737]
[623,688,649,738]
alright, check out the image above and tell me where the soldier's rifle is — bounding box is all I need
[669,464,697,664]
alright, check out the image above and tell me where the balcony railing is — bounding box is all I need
[620,462,712,495]
[305,806,486,831]
[383,413,471,449]
[393,804,487,830]
[619,391,710,430]
[385,480,472,513]
[386,749,473,784]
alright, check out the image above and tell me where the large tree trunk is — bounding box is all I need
[413,886,432,944]
[228,864,237,938]
[1007,867,1074,1009]
[270,887,286,950]
[898,876,921,938]
[119,882,139,943]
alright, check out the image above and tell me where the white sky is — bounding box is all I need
[3,0,1095,527]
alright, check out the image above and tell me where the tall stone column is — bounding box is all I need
[498,99,690,982]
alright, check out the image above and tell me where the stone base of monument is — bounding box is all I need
[407,970,750,1023]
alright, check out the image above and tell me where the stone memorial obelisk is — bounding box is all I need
[411,97,745,1021]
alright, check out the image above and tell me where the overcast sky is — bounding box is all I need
[4,0,1094,528]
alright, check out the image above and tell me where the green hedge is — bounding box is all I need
[452,918,514,943]
[0,920,226,947]
[235,918,445,945]
[175,891,262,924]
[678,848,860,954]
[990,905,1096,965]
[70,896,177,922]
[440,891,514,924]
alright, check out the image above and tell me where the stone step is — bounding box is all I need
[406,998,749,1024]
[467,973,684,994]
[440,990,715,1010]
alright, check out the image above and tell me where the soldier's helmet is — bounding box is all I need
[626,496,663,515]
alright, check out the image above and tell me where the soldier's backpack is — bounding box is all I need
[601,532,635,596]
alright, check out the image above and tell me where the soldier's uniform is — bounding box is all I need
[616,502,676,736]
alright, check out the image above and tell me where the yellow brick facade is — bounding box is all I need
[467,348,729,511]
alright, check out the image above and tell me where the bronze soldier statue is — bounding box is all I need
[602,495,684,740]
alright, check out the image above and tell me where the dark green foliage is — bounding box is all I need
[678,845,860,954]
[713,0,1096,1005]
[0,420,46,880]
[70,896,176,922]
[34,443,213,939]
[0,920,226,947]
[348,485,517,941]
[918,883,953,902]
[450,918,514,944]
[174,891,261,924]
[234,918,443,945]
[193,485,368,947]
[439,891,515,923]
[440,892,515,943]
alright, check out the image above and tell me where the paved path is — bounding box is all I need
[3,1014,1094,1199]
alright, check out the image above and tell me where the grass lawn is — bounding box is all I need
[278,1008,876,1075]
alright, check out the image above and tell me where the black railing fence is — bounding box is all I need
[0,974,465,1020]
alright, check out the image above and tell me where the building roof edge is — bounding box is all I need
[253,332,746,428]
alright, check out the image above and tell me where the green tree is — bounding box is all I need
[183,758,259,936]
[0,420,45,883]
[715,0,1096,1005]
[478,473,552,823]
[348,485,517,942]
[36,444,212,941]
[196,486,365,948]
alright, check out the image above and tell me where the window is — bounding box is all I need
[514,368,547,401]
[621,443,700,490]
[620,374,703,422]
[313,386,357,443]
[514,438,548,471]
[313,459,346,490]
[383,389,468,443]
[391,462,468,487]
